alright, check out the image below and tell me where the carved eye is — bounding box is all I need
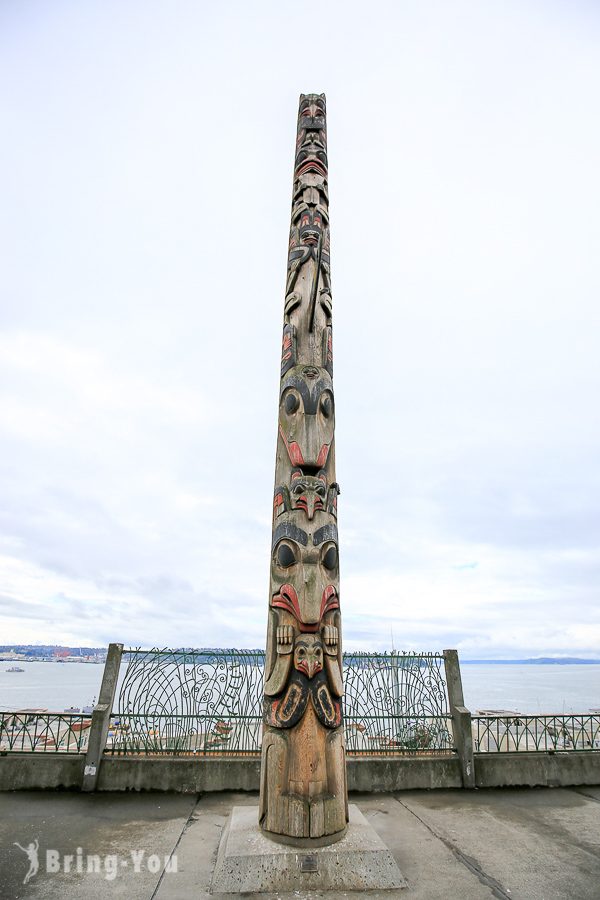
[320,395,332,418]
[315,647,322,658]
[277,543,296,568]
[297,648,306,657]
[284,392,300,414]
[322,545,338,570]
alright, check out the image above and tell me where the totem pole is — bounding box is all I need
[259,94,348,841]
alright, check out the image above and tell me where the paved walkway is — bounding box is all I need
[1,787,599,899]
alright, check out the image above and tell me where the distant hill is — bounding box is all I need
[2,646,598,664]
[0,644,105,656]
[462,658,600,665]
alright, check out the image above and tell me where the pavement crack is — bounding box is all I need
[150,794,202,899]
[392,795,512,900]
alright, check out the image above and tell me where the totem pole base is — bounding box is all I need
[210,805,407,894]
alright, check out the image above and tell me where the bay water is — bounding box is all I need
[0,660,598,715]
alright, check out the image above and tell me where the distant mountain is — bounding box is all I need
[2,646,598,665]
[462,658,600,665]
[0,644,105,656]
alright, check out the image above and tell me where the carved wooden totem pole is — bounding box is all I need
[259,94,348,841]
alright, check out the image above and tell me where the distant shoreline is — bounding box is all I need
[461,658,600,665]
[2,653,599,666]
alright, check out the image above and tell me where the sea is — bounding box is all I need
[0,660,598,715]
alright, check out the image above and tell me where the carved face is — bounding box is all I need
[295,150,328,180]
[298,95,326,132]
[293,635,323,679]
[295,95,327,179]
[296,120,326,158]
[271,520,339,627]
[288,205,328,258]
[299,206,325,247]
[290,471,327,521]
[279,366,334,468]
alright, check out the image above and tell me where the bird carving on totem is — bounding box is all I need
[263,633,342,730]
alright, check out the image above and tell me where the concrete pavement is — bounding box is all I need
[1,787,599,899]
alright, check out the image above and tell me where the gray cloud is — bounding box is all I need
[0,1,599,656]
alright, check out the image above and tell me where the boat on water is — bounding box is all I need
[5,666,25,672]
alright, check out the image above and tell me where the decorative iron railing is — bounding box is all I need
[4,656,599,760]
[473,715,600,753]
[0,712,92,753]
[345,716,454,755]
[106,648,454,756]
[343,651,452,755]
[108,648,263,756]
[108,713,262,756]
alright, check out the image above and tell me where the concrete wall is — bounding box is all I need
[0,754,460,793]
[95,755,463,793]
[348,756,462,791]
[1,751,598,793]
[0,754,84,791]
[475,751,600,788]
[97,757,261,793]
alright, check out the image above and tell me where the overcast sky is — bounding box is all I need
[1,0,599,657]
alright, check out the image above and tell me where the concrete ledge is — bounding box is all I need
[96,756,261,792]
[0,753,84,790]
[0,754,462,793]
[475,751,600,788]
[96,756,463,793]
[1,751,598,793]
[347,755,463,791]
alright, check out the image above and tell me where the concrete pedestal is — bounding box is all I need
[211,804,407,893]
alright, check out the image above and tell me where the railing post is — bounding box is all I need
[81,643,123,792]
[391,651,400,718]
[443,649,475,788]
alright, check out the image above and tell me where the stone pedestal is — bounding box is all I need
[211,804,407,893]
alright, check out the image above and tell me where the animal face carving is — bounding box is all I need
[279,366,334,468]
[298,206,325,247]
[290,471,327,520]
[271,521,339,627]
[297,94,326,133]
[295,94,327,179]
[294,635,323,679]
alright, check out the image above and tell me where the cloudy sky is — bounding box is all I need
[1,1,599,657]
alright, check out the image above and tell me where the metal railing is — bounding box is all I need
[108,648,263,756]
[108,713,261,756]
[105,648,454,757]
[343,651,452,755]
[473,714,600,753]
[0,711,92,753]
[345,715,454,755]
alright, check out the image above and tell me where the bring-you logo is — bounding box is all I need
[12,838,177,884]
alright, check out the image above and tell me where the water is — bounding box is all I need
[0,661,104,711]
[0,660,598,715]
[461,664,600,714]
